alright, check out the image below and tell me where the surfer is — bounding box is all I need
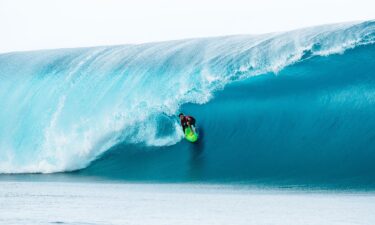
[179,113,196,134]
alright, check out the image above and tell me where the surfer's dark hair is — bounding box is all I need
[178,113,184,117]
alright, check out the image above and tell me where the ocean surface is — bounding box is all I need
[0,21,375,188]
[1,181,375,225]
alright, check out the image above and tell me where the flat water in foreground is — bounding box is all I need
[1,181,375,225]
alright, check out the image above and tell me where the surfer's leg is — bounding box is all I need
[189,123,196,134]
[190,120,196,133]
[191,125,196,134]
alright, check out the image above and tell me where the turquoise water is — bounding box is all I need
[0,21,374,188]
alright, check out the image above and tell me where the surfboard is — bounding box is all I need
[184,127,198,142]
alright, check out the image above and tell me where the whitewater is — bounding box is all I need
[0,21,374,187]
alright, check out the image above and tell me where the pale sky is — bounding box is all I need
[0,0,374,53]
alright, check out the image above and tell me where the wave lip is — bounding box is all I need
[0,20,374,174]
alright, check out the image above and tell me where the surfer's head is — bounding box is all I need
[179,113,184,119]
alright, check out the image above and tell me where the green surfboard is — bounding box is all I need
[184,127,198,142]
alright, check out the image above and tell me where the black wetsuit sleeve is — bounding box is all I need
[187,117,196,125]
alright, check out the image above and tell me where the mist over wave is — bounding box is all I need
[0,21,374,184]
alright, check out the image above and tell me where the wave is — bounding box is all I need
[79,42,375,186]
[0,21,374,183]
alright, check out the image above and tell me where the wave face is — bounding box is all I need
[0,21,375,185]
